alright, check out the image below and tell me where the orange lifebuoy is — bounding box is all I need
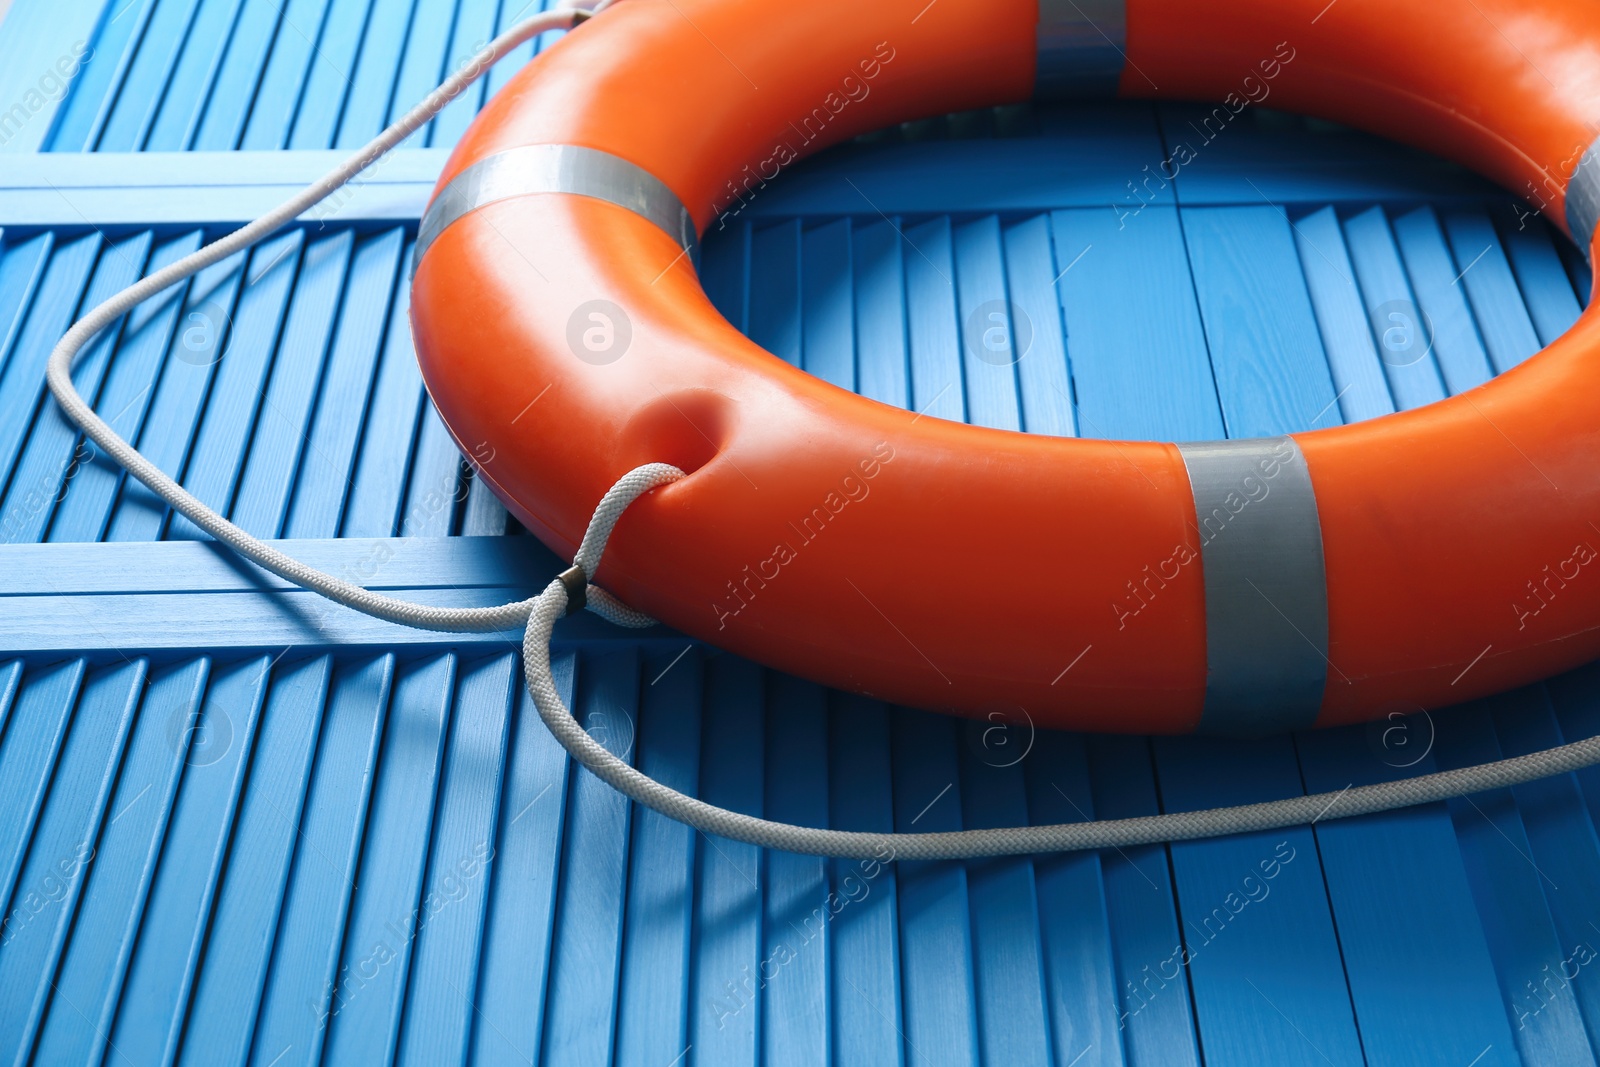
[409,0,1600,735]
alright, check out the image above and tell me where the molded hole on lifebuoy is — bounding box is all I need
[623,388,732,478]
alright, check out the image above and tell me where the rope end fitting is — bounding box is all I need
[557,565,588,615]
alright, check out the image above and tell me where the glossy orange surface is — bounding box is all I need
[412,0,1600,731]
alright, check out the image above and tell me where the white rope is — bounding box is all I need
[44,5,1600,859]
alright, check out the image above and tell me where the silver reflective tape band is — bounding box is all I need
[412,144,697,276]
[1177,436,1329,736]
[1567,138,1600,262]
[1035,0,1126,99]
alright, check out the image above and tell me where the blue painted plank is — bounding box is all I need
[97,0,206,150]
[396,653,515,1066]
[189,0,292,150]
[485,0,556,100]
[46,0,159,152]
[0,663,20,742]
[0,235,54,383]
[825,692,902,1065]
[1180,205,1338,437]
[890,709,978,1067]
[286,0,375,149]
[957,736,1051,1066]
[150,230,301,539]
[106,653,271,1065]
[1561,240,1594,304]
[29,659,207,1066]
[1083,736,1199,1067]
[341,237,425,539]
[744,108,1172,220]
[400,405,464,537]
[1444,210,1543,374]
[1497,211,1583,346]
[1341,206,1450,408]
[1490,687,1600,1056]
[800,218,853,391]
[1290,206,1394,424]
[143,0,248,150]
[851,218,909,411]
[6,148,446,223]
[539,647,640,1065]
[1022,730,1123,1067]
[0,578,645,654]
[427,0,499,148]
[97,232,240,542]
[0,0,113,153]
[612,645,700,1066]
[687,655,764,1066]
[320,653,455,1066]
[1390,206,1495,394]
[382,0,455,143]
[1432,698,1599,1065]
[459,468,508,537]
[0,231,153,544]
[1002,214,1076,437]
[174,654,333,1067]
[249,653,394,1067]
[0,235,100,507]
[700,219,750,337]
[0,658,143,1065]
[761,675,831,1067]
[1295,724,1519,1067]
[37,230,172,543]
[469,651,575,1067]
[1160,103,1502,209]
[228,229,354,538]
[0,533,562,598]
[901,217,964,424]
[238,0,338,150]
[749,220,801,368]
[1050,207,1223,443]
[285,227,404,538]
[1156,736,1365,1067]
[1545,663,1600,839]
[331,0,417,148]
[0,660,88,912]
[952,216,1023,432]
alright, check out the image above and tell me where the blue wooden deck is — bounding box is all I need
[0,0,1597,1064]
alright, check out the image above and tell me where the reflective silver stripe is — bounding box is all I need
[1035,0,1126,99]
[412,144,697,275]
[1177,436,1329,736]
[1567,138,1600,261]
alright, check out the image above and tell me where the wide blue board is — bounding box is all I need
[0,0,1599,1063]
